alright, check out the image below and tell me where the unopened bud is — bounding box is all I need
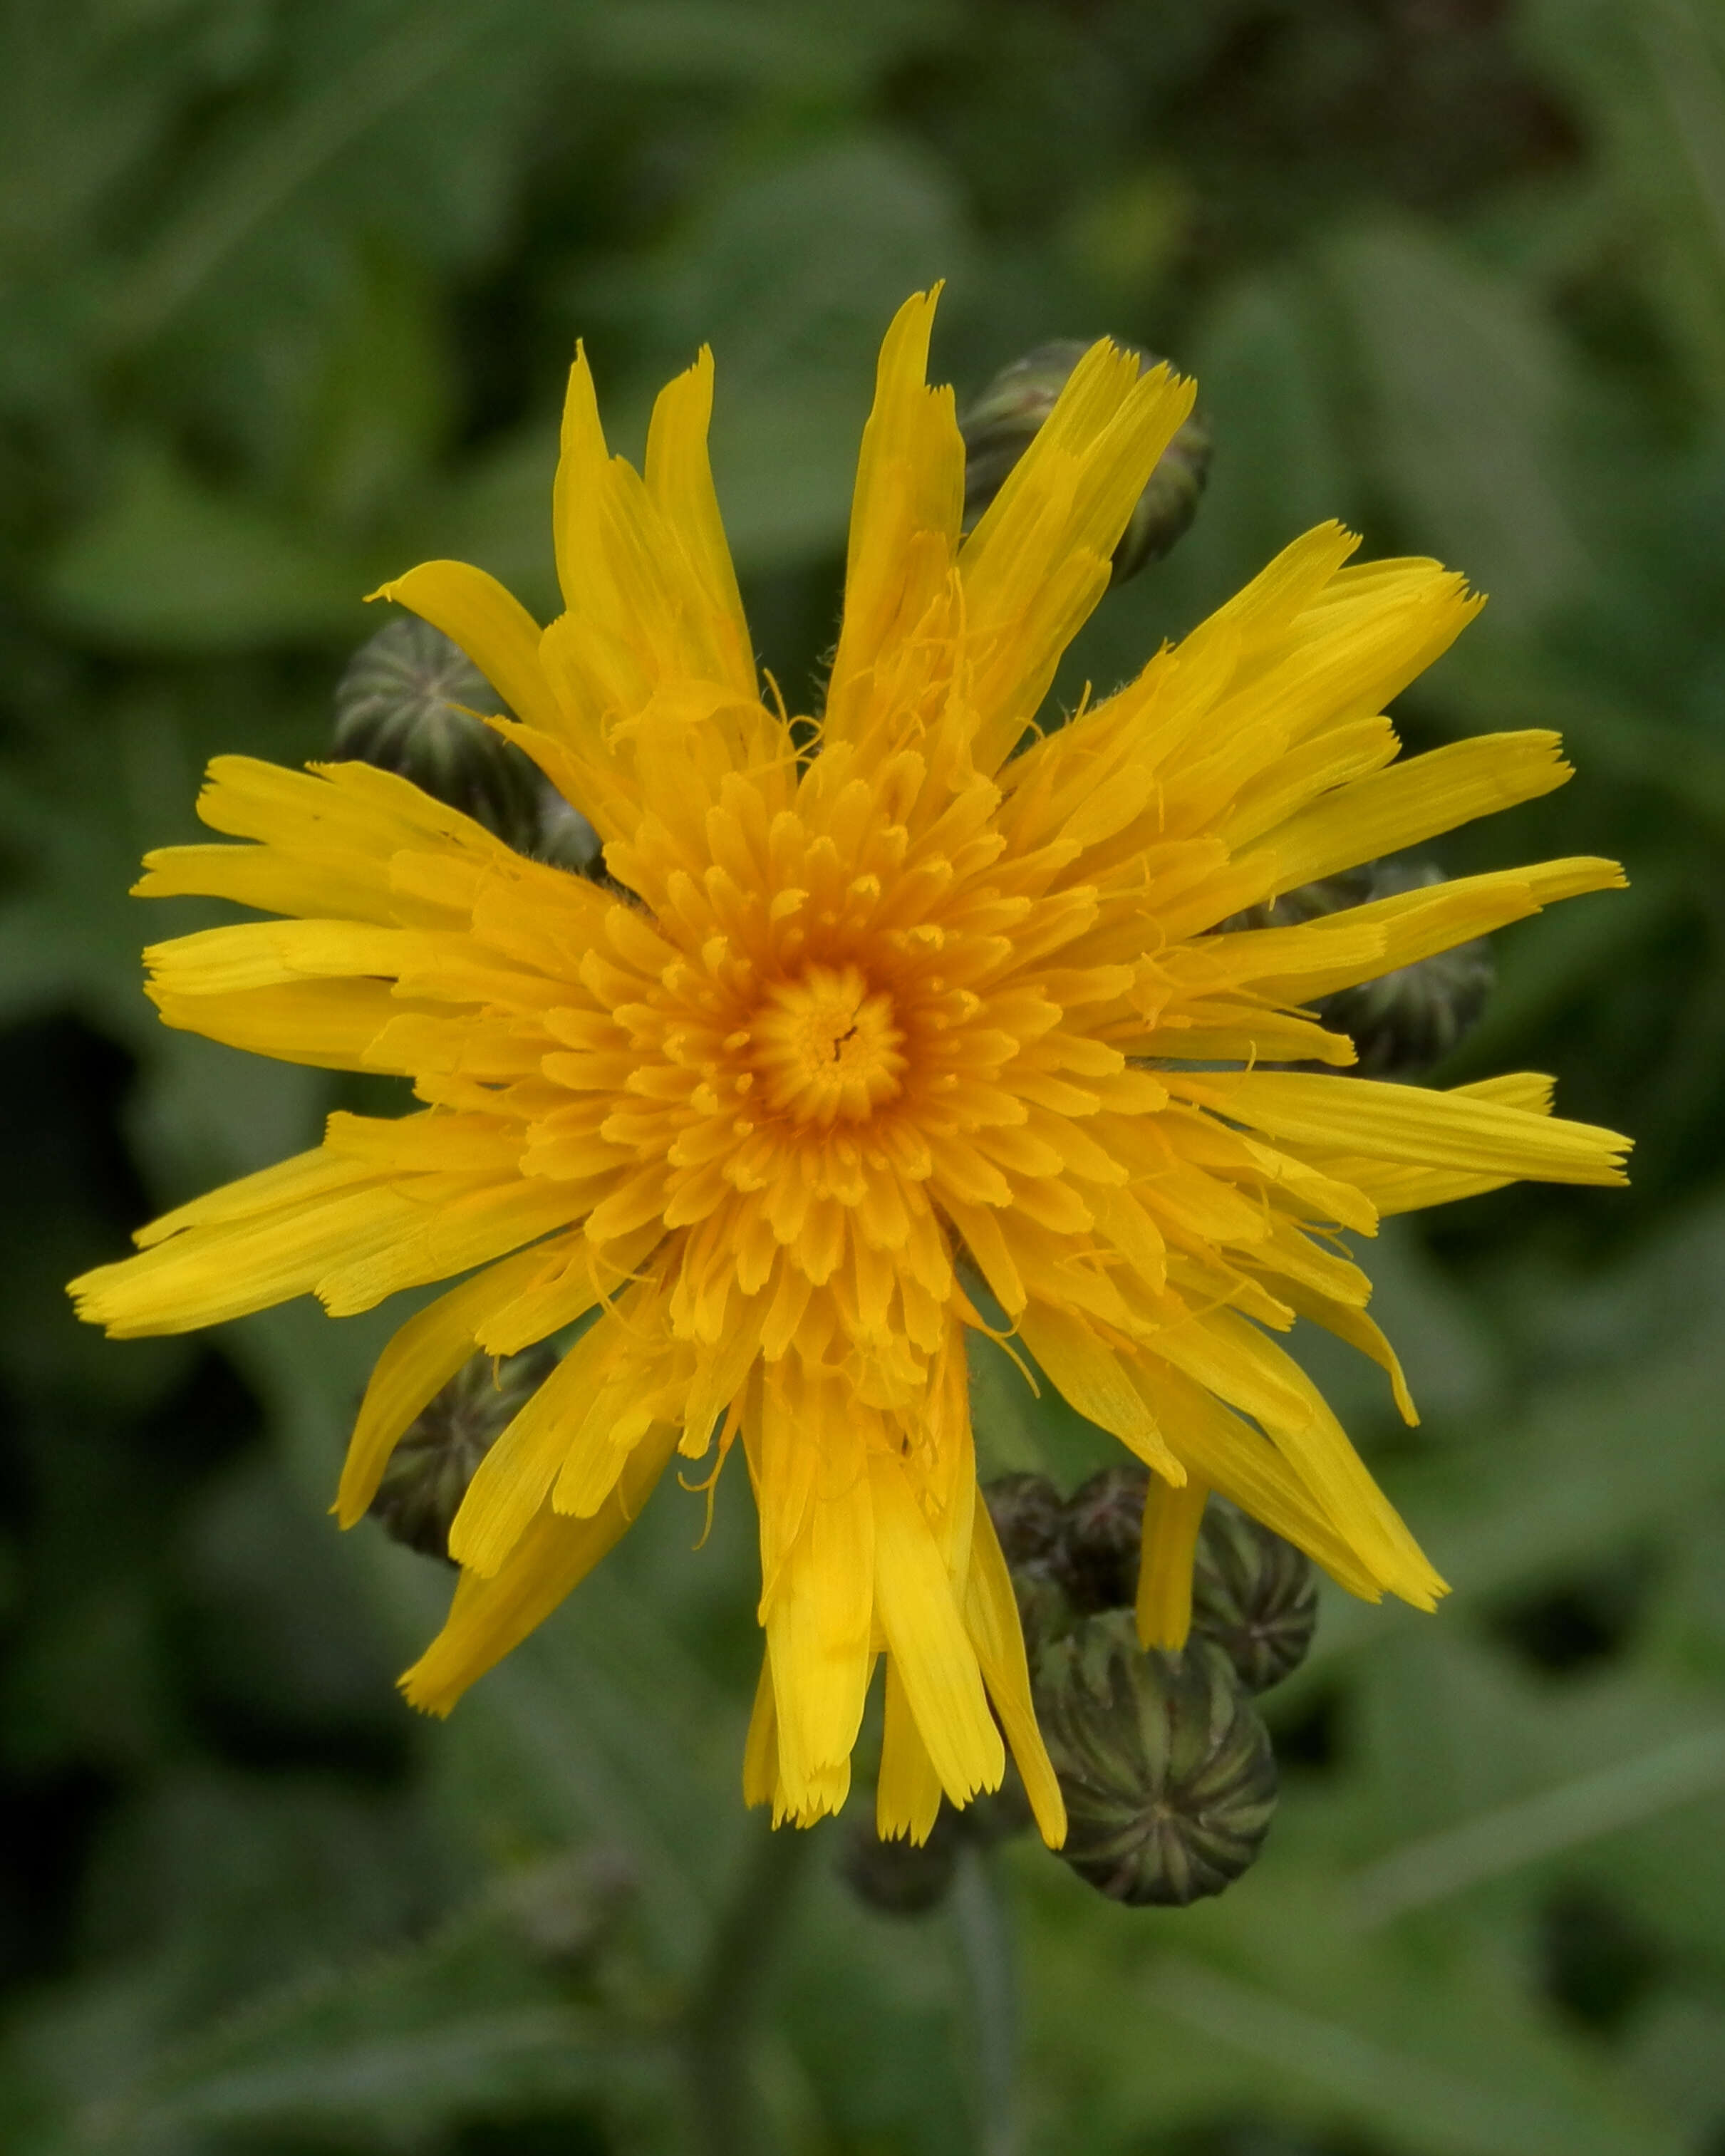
[840,1810,960,1916]
[368,1342,557,1563]
[1033,1615,1277,1907]
[1228,863,1493,1077]
[983,1472,1065,1572]
[1191,1501,1318,1694]
[841,1768,1035,1917]
[960,341,1211,583]
[1315,865,1493,1077]
[335,618,544,852]
[1057,1462,1149,1614]
[536,789,604,876]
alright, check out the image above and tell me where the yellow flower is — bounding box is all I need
[68,291,1630,1848]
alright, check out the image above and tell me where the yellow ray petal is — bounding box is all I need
[1016,1301,1182,1478]
[400,1424,676,1716]
[448,1304,639,1575]
[876,1655,945,1845]
[963,1498,1067,1847]
[371,561,566,740]
[1126,1357,1382,1602]
[147,980,405,1070]
[1136,1473,1209,1649]
[870,1449,1004,1805]
[824,287,965,748]
[763,1409,875,1817]
[742,1649,779,1810]
[643,346,757,700]
[336,1243,561,1525]
[70,1183,416,1338]
[963,344,1197,772]
[1173,1069,1631,1188]
[1243,856,1627,1004]
[1245,731,1575,897]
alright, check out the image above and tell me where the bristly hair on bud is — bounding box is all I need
[959,338,1211,583]
[368,1342,559,1563]
[1032,1614,1278,1906]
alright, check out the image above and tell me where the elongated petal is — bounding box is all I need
[401,1425,677,1716]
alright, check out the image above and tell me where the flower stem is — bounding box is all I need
[683,1819,812,2156]
[953,1842,1020,2156]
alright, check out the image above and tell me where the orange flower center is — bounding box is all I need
[752,963,906,1126]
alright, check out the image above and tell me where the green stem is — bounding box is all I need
[953,1843,1020,2156]
[683,1819,812,2156]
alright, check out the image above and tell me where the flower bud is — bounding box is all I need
[982,1471,1065,1572]
[367,1342,557,1563]
[1315,865,1493,1077]
[839,1809,960,1916]
[959,341,1211,583]
[840,1769,1035,1916]
[1228,862,1493,1077]
[535,789,604,876]
[334,618,544,853]
[1032,1614,1277,1906]
[1057,1461,1150,1613]
[1190,1500,1318,1694]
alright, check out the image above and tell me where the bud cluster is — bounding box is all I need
[990,1464,1311,1908]
[844,1466,1317,1919]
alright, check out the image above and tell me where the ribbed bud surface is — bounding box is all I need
[333,618,545,851]
[1033,1615,1277,1906]
[1191,1501,1319,1694]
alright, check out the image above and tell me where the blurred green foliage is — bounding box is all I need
[5,1,1725,2150]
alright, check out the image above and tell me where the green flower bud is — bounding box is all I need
[368,1342,558,1563]
[1315,865,1493,1077]
[1226,862,1493,1077]
[1191,1501,1318,1694]
[334,618,544,853]
[840,1810,960,1916]
[959,340,1211,583]
[1057,1462,1150,1614]
[841,1769,1035,1916]
[1032,1614,1277,1906]
[983,1471,1065,1572]
[536,789,604,876]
